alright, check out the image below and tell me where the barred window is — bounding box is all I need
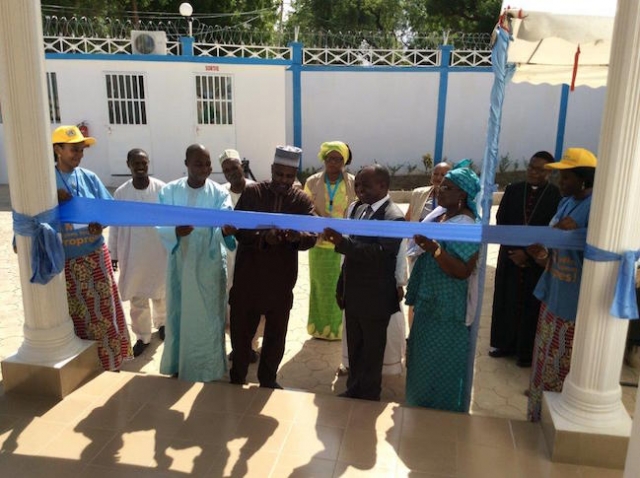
[46,72,61,123]
[195,75,233,125]
[105,73,147,125]
[0,72,59,123]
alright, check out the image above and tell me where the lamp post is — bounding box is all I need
[179,2,193,37]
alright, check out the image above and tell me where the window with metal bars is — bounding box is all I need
[46,72,61,123]
[0,72,60,123]
[195,75,233,125]
[105,73,147,125]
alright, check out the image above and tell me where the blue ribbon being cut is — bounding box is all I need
[12,208,64,285]
[58,197,587,250]
[585,244,640,319]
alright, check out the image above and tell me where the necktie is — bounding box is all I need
[361,205,374,220]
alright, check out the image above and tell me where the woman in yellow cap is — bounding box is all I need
[53,125,132,370]
[303,141,356,339]
[525,147,597,421]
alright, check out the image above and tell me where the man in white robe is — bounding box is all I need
[108,149,167,357]
[157,144,236,382]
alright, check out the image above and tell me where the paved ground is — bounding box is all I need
[0,184,636,421]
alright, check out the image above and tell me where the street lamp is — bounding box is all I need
[179,2,193,37]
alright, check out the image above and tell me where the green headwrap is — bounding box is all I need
[318,141,349,164]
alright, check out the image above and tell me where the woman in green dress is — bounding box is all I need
[303,141,355,339]
[405,165,480,412]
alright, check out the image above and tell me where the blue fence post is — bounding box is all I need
[180,36,194,57]
[555,84,570,160]
[434,45,453,164]
[289,42,303,155]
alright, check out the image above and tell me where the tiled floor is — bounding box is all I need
[0,372,625,477]
[0,185,635,476]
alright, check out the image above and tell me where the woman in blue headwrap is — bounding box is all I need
[405,162,480,412]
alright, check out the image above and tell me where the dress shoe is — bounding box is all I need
[132,340,149,357]
[516,358,532,368]
[158,326,165,341]
[250,350,260,364]
[260,382,283,390]
[337,390,353,398]
[488,349,514,358]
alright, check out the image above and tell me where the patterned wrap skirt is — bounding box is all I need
[527,302,575,422]
[307,246,343,340]
[64,244,132,370]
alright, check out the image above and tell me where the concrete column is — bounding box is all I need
[0,0,95,388]
[542,0,640,469]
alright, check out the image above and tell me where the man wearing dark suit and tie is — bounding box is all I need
[324,164,405,401]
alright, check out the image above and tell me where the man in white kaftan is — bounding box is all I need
[108,149,167,357]
[157,144,236,382]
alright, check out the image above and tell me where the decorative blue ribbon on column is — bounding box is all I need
[584,244,640,319]
[12,208,64,285]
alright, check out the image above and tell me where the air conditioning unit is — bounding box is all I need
[131,31,167,55]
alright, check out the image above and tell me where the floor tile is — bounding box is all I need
[333,462,396,477]
[402,406,462,443]
[456,415,515,449]
[90,430,159,468]
[171,409,243,446]
[397,436,457,476]
[191,381,258,414]
[246,387,305,420]
[282,422,345,460]
[0,417,64,455]
[231,414,293,454]
[38,424,116,461]
[338,427,399,470]
[207,445,278,477]
[456,441,519,478]
[579,465,624,478]
[272,453,336,477]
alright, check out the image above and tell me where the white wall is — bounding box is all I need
[0,56,609,186]
[0,58,287,186]
[299,70,440,172]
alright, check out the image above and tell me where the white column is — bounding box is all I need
[624,387,640,477]
[545,0,640,434]
[0,0,84,363]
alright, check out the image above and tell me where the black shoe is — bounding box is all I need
[158,326,165,341]
[250,350,260,364]
[260,382,283,390]
[516,358,532,368]
[132,340,149,357]
[488,349,514,358]
[338,391,353,398]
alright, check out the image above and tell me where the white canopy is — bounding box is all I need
[502,0,617,87]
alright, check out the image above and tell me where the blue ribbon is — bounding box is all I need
[12,208,64,285]
[585,244,640,319]
[58,197,588,250]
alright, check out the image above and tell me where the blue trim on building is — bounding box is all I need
[180,37,194,56]
[298,65,491,73]
[45,53,291,66]
[290,42,303,152]
[434,46,453,164]
[555,84,570,160]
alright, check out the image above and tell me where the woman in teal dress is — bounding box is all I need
[405,165,480,412]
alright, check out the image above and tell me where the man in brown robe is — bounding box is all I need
[229,146,317,389]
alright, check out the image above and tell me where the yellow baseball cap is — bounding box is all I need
[545,148,597,169]
[51,125,96,146]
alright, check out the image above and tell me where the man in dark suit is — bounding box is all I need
[489,151,562,366]
[324,164,405,401]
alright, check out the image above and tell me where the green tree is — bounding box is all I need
[405,0,501,34]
